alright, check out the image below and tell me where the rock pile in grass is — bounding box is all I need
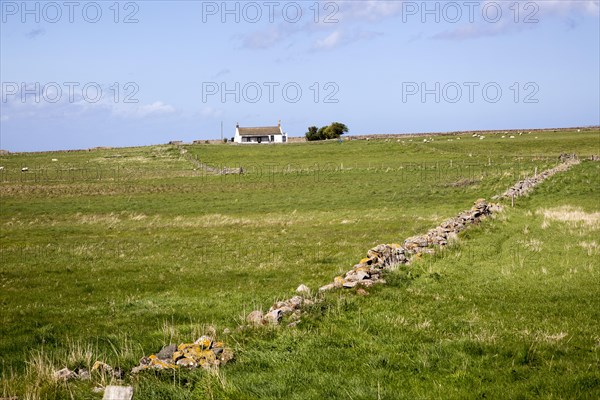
[131,336,233,373]
[53,337,234,381]
[497,157,580,199]
[558,153,577,162]
[53,361,124,382]
[245,294,314,327]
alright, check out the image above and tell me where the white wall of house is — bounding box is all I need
[234,125,287,144]
[234,128,242,143]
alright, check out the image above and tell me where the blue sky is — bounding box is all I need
[1,0,599,151]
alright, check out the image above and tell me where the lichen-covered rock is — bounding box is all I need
[176,357,196,368]
[197,350,217,369]
[156,344,177,360]
[265,309,283,324]
[288,296,303,308]
[194,336,213,350]
[91,361,121,378]
[278,305,294,315]
[296,284,310,294]
[131,336,232,374]
[54,367,76,381]
[147,355,176,370]
[319,283,335,292]
[220,348,235,365]
[246,310,264,326]
[77,368,90,380]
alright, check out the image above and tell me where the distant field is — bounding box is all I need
[1,130,599,399]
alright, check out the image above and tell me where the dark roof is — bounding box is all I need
[238,126,282,136]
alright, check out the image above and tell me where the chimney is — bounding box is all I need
[278,119,281,128]
[236,122,239,128]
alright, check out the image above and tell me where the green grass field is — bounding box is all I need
[1,129,599,399]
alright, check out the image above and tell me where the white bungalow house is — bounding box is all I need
[234,121,287,144]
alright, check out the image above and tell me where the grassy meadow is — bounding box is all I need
[0,129,599,399]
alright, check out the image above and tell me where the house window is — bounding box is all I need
[270,135,274,142]
[282,136,287,143]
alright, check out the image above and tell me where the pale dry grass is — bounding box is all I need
[540,332,569,343]
[76,212,121,226]
[470,329,498,344]
[519,329,570,344]
[385,315,408,326]
[578,241,599,256]
[415,320,432,330]
[74,211,317,228]
[518,238,544,253]
[537,206,600,229]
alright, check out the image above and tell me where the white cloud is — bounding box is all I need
[2,85,176,120]
[527,0,599,16]
[312,29,381,51]
[314,30,343,50]
[237,1,396,51]
[339,1,404,21]
[240,27,283,49]
[432,1,598,41]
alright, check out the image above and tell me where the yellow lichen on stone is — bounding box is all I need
[178,343,194,352]
[91,361,116,375]
[148,355,177,369]
[359,257,370,264]
[196,336,212,350]
[198,350,217,366]
[181,344,203,359]
[133,336,232,373]
[334,276,344,285]
[176,357,196,368]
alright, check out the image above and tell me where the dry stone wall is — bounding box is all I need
[496,156,580,199]
[246,199,498,330]
[315,198,495,293]
[246,157,581,327]
[54,156,583,389]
